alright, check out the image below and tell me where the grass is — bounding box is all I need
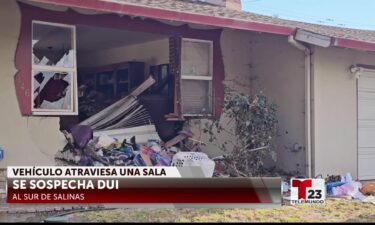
[67,198,375,223]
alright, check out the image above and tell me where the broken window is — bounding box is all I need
[181,38,213,115]
[32,21,77,115]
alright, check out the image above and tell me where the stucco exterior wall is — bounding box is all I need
[312,46,375,179]
[0,0,66,168]
[191,29,307,175]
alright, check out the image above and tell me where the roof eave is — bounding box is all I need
[334,38,375,52]
[27,0,375,52]
[25,0,295,35]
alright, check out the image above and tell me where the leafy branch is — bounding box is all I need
[204,86,278,176]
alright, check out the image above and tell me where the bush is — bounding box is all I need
[204,86,278,176]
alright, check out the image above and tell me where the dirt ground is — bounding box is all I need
[66,198,375,223]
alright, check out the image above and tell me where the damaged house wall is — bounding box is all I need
[189,29,306,175]
[312,46,375,180]
[0,0,66,168]
[5,1,224,166]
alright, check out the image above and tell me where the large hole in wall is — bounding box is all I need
[52,25,178,141]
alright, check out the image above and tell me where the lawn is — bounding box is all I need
[67,198,375,223]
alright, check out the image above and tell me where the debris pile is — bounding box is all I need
[281,173,375,205]
[56,125,178,167]
[325,173,375,204]
[57,76,178,167]
[56,124,216,177]
[56,76,223,178]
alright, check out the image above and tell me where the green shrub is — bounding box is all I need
[204,86,278,176]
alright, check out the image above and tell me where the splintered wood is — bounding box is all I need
[80,77,156,130]
[164,129,193,148]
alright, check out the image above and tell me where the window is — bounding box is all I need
[180,38,213,116]
[32,21,77,115]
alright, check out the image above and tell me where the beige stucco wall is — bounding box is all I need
[78,39,169,74]
[0,0,66,168]
[312,46,375,179]
[190,29,307,175]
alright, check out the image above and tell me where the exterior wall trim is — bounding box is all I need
[28,0,295,36]
[334,38,375,52]
[27,0,375,52]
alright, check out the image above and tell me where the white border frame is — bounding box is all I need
[181,38,213,116]
[31,20,78,116]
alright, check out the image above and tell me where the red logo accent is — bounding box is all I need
[292,179,312,200]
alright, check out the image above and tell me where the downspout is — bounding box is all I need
[288,35,312,178]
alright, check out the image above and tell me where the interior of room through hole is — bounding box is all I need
[57,25,177,141]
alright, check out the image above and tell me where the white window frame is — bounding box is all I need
[181,38,213,116]
[31,20,78,116]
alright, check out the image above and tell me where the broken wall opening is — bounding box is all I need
[12,2,224,168]
[54,25,179,141]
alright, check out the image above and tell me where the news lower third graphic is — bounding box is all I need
[5,166,281,207]
[290,178,326,205]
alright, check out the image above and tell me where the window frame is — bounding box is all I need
[180,38,214,117]
[31,20,78,116]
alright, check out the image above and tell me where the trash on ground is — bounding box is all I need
[331,182,362,197]
[56,122,217,176]
[164,129,193,148]
[361,183,375,195]
[325,172,375,203]
[93,125,161,145]
[69,125,93,149]
[95,134,116,149]
[282,181,290,193]
[326,181,347,195]
[171,152,215,177]
[280,172,375,205]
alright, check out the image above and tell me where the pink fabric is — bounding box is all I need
[332,182,361,196]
